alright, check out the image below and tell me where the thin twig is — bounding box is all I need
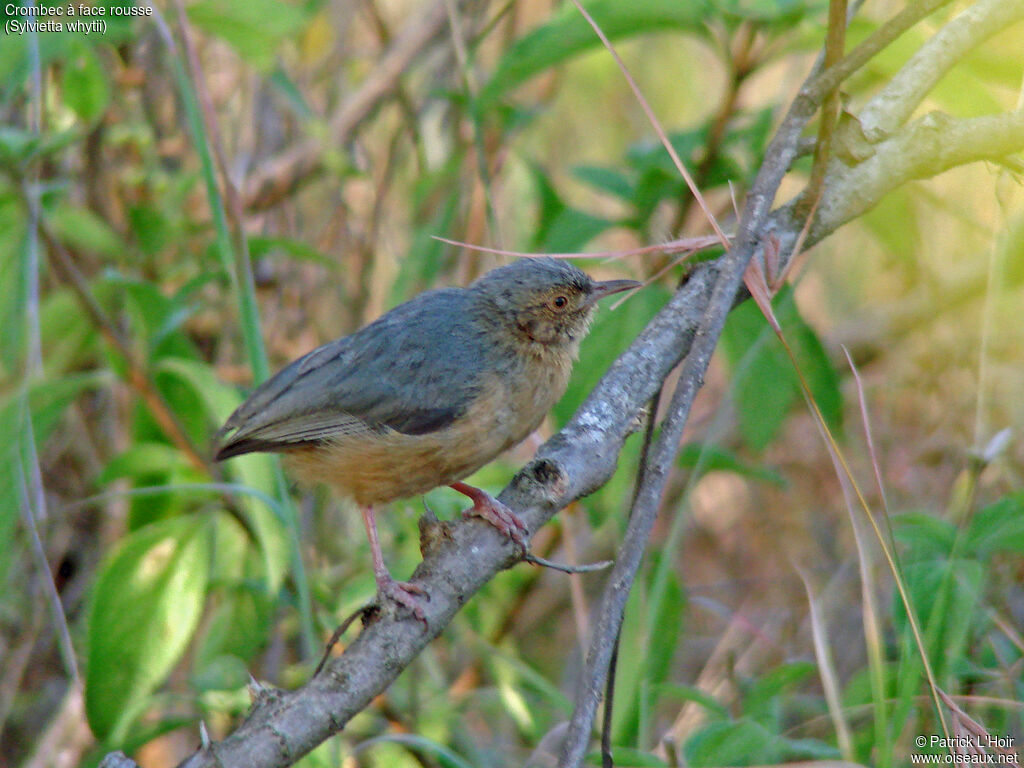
[523,553,612,574]
[433,233,723,260]
[799,0,847,217]
[601,390,661,768]
[802,0,955,107]
[557,233,761,767]
[313,606,377,678]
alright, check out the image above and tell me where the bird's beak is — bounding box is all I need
[587,278,641,306]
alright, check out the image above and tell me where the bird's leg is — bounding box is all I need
[449,481,529,552]
[360,506,427,623]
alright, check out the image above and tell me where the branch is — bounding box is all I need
[853,0,1024,143]
[813,109,1024,238]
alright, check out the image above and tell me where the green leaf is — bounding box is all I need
[194,514,275,668]
[684,718,780,765]
[49,204,127,259]
[715,0,825,24]
[195,580,276,671]
[187,0,308,71]
[720,301,796,450]
[479,0,707,107]
[891,511,956,559]
[684,716,837,766]
[776,288,842,437]
[677,443,786,486]
[39,287,99,375]
[155,357,289,591]
[585,748,668,766]
[965,493,1024,557]
[742,661,816,724]
[529,163,568,250]
[190,654,250,693]
[0,372,112,450]
[62,42,110,123]
[0,127,78,169]
[895,558,985,682]
[100,442,190,484]
[355,734,477,768]
[571,164,634,201]
[655,683,730,719]
[128,205,170,256]
[249,235,336,267]
[86,515,212,742]
[0,23,73,92]
[540,208,613,252]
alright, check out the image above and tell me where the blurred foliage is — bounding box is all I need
[1,0,1023,766]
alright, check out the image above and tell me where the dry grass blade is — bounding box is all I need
[843,346,890,516]
[795,565,855,762]
[432,234,724,260]
[840,345,893,763]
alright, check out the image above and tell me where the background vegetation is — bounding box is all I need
[1,0,1023,766]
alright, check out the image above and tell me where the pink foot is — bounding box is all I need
[376,574,429,624]
[450,482,529,552]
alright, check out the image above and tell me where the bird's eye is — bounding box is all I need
[551,295,568,309]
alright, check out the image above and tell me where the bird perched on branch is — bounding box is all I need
[214,257,638,619]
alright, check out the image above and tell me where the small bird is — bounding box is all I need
[214,258,638,618]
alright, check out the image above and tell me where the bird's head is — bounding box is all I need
[471,258,638,351]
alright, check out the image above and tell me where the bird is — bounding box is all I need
[213,257,638,619]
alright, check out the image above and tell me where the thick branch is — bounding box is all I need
[814,109,1024,238]
[854,0,1024,142]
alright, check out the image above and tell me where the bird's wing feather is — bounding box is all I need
[214,288,489,459]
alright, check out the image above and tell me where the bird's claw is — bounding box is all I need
[376,576,429,626]
[463,494,530,554]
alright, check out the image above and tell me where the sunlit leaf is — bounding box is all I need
[62,42,110,123]
[480,0,707,107]
[187,0,308,71]
[85,514,212,741]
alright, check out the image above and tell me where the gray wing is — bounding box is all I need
[214,288,488,460]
